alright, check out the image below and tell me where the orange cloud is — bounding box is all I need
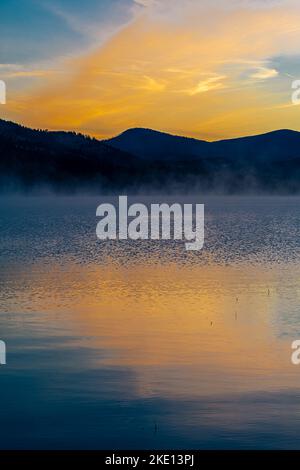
[3,1,300,140]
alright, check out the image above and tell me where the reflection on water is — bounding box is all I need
[1,196,300,449]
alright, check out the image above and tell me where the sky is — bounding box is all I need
[1,0,300,140]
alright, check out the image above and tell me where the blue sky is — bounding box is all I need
[0,0,135,63]
[1,0,300,140]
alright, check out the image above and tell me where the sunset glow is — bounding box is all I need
[2,0,300,140]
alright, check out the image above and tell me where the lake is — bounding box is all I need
[1,195,300,449]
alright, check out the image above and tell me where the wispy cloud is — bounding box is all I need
[5,70,55,79]
[0,63,58,80]
[184,75,227,95]
[136,75,167,92]
[250,67,279,79]
[3,0,300,140]
[133,0,158,6]
[0,64,23,71]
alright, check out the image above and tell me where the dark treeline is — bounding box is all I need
[1,119,300,193]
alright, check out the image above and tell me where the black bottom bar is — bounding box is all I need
[0,450,299,466]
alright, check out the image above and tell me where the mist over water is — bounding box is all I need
[1,195,300,449]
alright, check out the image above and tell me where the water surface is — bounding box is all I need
[1,196,300,449]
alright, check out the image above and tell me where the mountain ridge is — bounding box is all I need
[106,126,300,162]
[1,119,300,193]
